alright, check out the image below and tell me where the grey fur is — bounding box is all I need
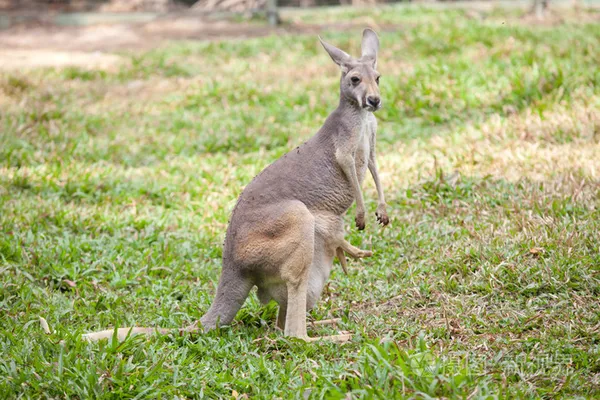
[199,28,388,339]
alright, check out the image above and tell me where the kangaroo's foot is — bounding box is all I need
[306,320,351,342]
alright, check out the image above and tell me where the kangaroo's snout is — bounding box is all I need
[364,93,381,112]
[366,96,380,109]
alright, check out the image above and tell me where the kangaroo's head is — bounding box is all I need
[319,28,381,112]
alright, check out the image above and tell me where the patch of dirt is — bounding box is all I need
[0,49,123,70]
[0,13,402,70]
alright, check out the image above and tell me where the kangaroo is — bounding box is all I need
[83,28,389,342]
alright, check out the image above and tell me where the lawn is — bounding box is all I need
[1,4,600,398]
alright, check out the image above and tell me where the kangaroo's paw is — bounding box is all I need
[375,204,390,226]
[355,210,366,230]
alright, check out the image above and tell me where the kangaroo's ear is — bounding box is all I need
[361,28,379,69]
[319,36,352,72]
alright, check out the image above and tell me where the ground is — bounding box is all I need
[1,3,600,399]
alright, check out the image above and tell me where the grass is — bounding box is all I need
[1,4,600,398]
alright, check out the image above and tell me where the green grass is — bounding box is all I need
[1,4,600,398]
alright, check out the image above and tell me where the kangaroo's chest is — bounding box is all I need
[354,122,372,184]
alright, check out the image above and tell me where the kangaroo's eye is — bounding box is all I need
[350,76,361,84]
[376,76,380,85]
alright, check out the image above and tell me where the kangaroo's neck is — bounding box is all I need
[338,96,368,122]
[323,96,368,133]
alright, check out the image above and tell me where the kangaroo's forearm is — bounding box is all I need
[336,152,365,211]
[368,161,386,206]
[369,150,390,226]
[335,149,367,229]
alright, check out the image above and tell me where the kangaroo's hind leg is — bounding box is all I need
[227,200,317,340]
[279,205,316,339]
[276,302,287,330]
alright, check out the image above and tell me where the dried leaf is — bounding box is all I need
[39,317,51,334]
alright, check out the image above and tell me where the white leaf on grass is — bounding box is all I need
[40,317,51,334]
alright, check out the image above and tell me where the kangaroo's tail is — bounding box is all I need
[81,323,200,342]
[82,265,253,342]
[82,327,168,342]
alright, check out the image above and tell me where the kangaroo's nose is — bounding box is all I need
[367,96,380,108]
